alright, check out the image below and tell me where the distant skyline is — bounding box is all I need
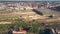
[0,0,60,1]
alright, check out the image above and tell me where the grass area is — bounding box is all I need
[0,9,60,34]
[0,21,60,34]
[0,21,43,34]
[0,16,59,34]
[0,14,60,24]
[36,17,60,23]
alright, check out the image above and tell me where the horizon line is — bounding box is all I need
[0,1,60,2]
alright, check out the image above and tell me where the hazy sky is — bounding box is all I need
[0,0,60,1]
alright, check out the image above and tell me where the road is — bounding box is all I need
[38,8,60,18]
